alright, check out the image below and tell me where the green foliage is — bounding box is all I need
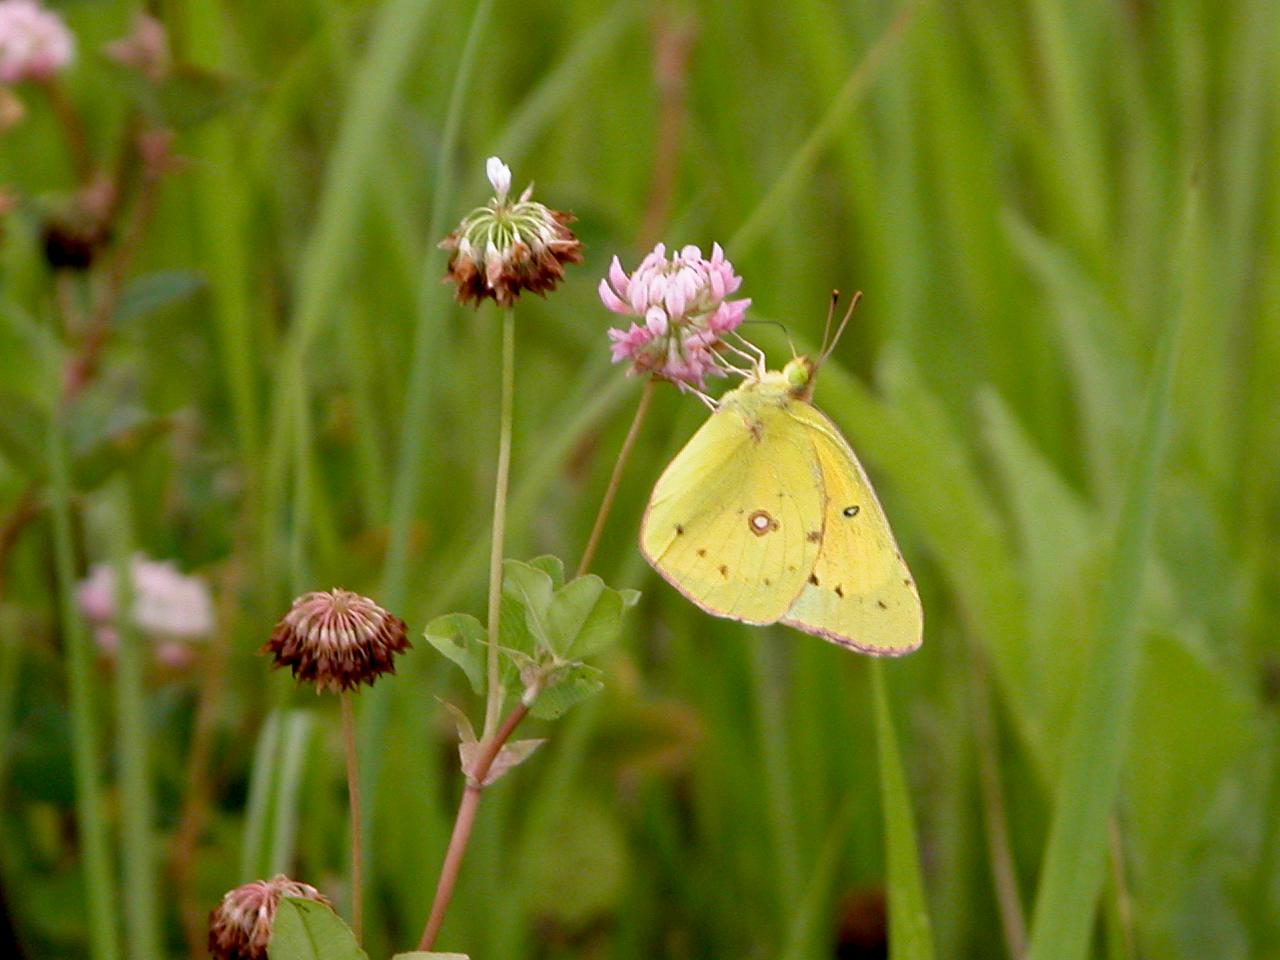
[427,557,637,720]
[269,898,366,960]
[1,0,1277,958]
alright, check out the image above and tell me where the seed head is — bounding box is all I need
[207,875,331,960]
[263,588,410,693]
[440,155,582,307]
[601,242,751,390]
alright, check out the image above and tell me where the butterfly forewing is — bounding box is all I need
[779,400,922,654]
[641,397,823,624]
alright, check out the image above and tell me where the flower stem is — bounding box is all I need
[41,78,92,184]
[577,378,655,578]
[340,691,364,943]
[417,701,530,951]
[484,307,516,740]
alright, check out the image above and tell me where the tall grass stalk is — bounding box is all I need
[1025,184,1195,960]
[46,414,120,960]
[872,662,935,960]
[104,480,162,960]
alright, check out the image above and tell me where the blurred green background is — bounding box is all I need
[1,0,1277,957]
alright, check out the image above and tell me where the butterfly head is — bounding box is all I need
[783,355,817,399]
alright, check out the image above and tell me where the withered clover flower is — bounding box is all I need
[263,588,410,693]
[208,875,332,960]
[440,156,582,307]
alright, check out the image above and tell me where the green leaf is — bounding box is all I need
[530,663,604,720]
[423,614,487,694]
[502,559,556,650]
[547,575,620,660]
[114,270,206,326]
[268,898,366,960]
[527,554,566,588]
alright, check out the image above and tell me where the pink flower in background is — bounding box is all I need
[0,0,74,84]
[77,555,214,666]
[601,242,751,390]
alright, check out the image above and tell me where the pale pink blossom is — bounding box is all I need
[601,242,751,390]
[77,555,214,662]
[0,0,74,85]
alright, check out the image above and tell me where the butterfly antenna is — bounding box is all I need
[820,290,862,367]
[821,290,839,358]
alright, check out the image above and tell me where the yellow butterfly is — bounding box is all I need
[640,296,922,655]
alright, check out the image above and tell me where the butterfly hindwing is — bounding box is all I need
[641,400,824,625]
[780,400,923,654]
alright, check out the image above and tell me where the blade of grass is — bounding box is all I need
[262,0,439,596]
[46,410,120,960]
[872,662,935,960]
[1024,183,1195,960]
[493,0,641,163]
[381,0,497,612]
[361,0,497,905]
[747,634,802,928]
[240,709,282,878]
[103,480,162,960]
[268,709,315,875]
[728,1,918,257]
[780,798,853,960]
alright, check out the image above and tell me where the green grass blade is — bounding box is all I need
[381,0,497,611]
[728,2,918,256]
[269,709,316,875]
[46,412,120,960]
[747,635,802,927]
[493,0,641,163]
[1024,188,1195,960]
[872,662,935,960]
[263,0,439,591]
[102,481,162,959]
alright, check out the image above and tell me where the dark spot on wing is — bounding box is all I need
[877,600,888,609]
[834,584,844,598]
[902,578,910,585]
[719,564,729,578]
[749,420,763,441]
[764,578,772,586]
[808,573,820,586]
[675,524,684,535]
[806,530,821,543]
[843,505,860,518]
[697,548,707,558]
